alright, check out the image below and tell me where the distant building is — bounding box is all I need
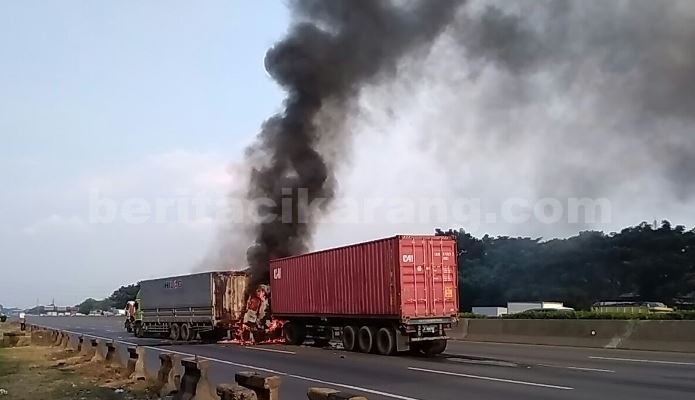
[37,305,75,316]
[472,306,508,317]
[592,301,673,313]
[507,302,569,314]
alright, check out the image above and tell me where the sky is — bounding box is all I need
[0,1,288,308]
[2,1,694,308]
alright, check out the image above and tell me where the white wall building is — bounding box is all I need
[507,302,568,314]
[472,307,508,317]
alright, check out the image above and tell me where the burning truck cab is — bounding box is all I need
[236,284,284,344]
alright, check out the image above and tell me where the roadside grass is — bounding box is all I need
[0,323,156,400]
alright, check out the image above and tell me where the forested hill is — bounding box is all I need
[436,221,695,311]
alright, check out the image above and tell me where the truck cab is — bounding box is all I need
[124,293,143,334]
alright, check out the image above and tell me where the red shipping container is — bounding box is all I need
[270,235,458,322]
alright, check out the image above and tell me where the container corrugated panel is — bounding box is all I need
[228,273,249,321]
[398,236,459,320]
[270,235,458,321]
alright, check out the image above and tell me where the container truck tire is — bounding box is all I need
[283,322,306,345]
[358,326,378,353]
[169,323,181,341]
[180,323,194,341]
[375,327,397,356]
[342,326,358,352]
[420,339,447,356]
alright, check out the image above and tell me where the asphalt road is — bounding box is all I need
[27,316,695,400]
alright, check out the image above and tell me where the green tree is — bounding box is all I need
[76,298,108,315]
[439,221,695,311]
[107,284,140,309]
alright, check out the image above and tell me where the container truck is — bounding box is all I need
[133,271,248,341]
[271,235,459,355]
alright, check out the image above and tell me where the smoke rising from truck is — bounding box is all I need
[209,0,695,282]
[315,0,695,238]
[242,0,462,290]
[446,0,695,202]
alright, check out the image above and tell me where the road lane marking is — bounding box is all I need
[288,374,421,400]
[241,346,296,355]
[407,367,574,390]
[589,356,695,366]
[146,347,421,400]
[538,364,615,373]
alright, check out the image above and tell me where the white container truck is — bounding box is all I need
[133,271,248,341]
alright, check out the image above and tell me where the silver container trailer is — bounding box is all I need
[135,271,248,341]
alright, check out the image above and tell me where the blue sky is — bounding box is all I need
[1,1,287,164]
[1,1,289,308]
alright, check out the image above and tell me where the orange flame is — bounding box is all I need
[221,319,286,346]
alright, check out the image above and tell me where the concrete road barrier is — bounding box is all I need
[31,330,52,346]
[2,332,26,347]
[619,320,695,352]
[217,383,257,400]
[104,341,122,367]
[235,372,280,400]
[52,330,62,346]
[91,339,107,363]
[67,334,78,351]
[17,328,380,400]
[162,353,184,397]
[177,357,201,400]
[195,360,219,400]
[80,338,93,356]
[80,338,97,358]
[126,346,147,380]
[450,318,695,352]
[89,338,99,356]
[176,358,219,400]
[60,333,70,349]
[3,332,31,348]
[153,353,173,395]
[307,388,368,400]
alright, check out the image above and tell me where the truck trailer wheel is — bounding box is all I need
[169,323,181,341]
[420,339,447,356]
[358,326,377,353]
[342,326,357,351]
[376,327,397,356]
[180,323,194,341]
[283,322,306,345]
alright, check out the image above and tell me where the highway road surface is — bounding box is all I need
[27,316,695,400]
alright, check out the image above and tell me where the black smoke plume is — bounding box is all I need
[447,0,695,203]
[243,0,463,289]
[219,0,695,284]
